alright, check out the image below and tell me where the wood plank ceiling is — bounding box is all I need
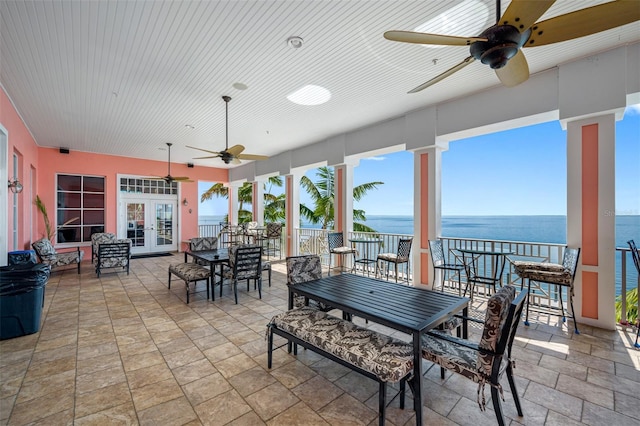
[1,0,638,168]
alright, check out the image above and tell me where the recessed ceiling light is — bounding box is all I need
[233,82,248,90]
[185,124,195,129]
[414,0,489,49]
[287,85,331,106]
[286,36,304,49]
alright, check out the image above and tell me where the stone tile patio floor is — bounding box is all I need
[1,253,638,425]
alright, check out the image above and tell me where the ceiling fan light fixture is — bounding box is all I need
[287,85,331,106]
[286,36,304,49]
[414,0,489,49]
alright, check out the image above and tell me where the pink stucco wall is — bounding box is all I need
[2,86,228,259]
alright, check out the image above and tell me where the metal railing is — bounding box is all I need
[618,246,639,326]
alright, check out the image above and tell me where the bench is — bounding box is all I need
[267,306,414,426]
[168,263,211,303]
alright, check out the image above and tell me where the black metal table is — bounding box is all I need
[186,249,229,300]
[457,247,514,298]
[288,274,469,425]
[349,238,382,276]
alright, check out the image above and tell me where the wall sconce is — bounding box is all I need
[8,179,23,194]
[182,198,188,206]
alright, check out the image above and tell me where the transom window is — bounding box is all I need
[119,178,177,194]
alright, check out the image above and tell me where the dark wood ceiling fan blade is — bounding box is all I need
[384,30,487,46]
[499,0,556,32]
[524,1,640,48]
[187,145,221,155]
[226,144,245,156]
[495,50,529,87]
[408,56,475,93]
[172,177,193,182]
[237,153,269,161]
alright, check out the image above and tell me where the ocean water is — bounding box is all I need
[199,214,639,295]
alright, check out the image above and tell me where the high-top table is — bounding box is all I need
[288,274,469,425]
[457,247,514,298]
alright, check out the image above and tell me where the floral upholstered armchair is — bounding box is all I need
[32,238,84,274]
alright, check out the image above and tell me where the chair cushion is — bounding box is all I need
[512,261,572,286]
[422,332,485,383]
[377,253,408,262]
[33,238,56,257]
[271,307,413,383]
[50,250,84,267]
[477,285,516,376]
[170,263,210,281]
[190,237,218,251]
[331,246,356,254]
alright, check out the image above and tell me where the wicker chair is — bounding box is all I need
[422,286,526,426]
[327,232,356,276]
[376,237,413,283]
[512,247,581,333]
[32,238,84,274]
[429,240,466,294]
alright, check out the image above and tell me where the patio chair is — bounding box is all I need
[263,222,283,259]
[32,238,84,274]
[286,255,334,312]
[327,232,356,276]
[376,237,413,283]
[512,246,581,333]
[628,240,640,348]
[421,285,526,426]
[91,232,116,263]
[95,241,131,277]
[428,240,466,294]
[189,237,218,266]
[220,244,263,304]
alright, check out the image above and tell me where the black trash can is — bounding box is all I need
[8,250,38,266]
[0,263,50,340]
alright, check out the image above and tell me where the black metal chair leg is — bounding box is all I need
[400,379,406,409]
[378,381,386,426]
[569,293,579,334]
[491,385,506,426]
[267,327,274,368]
[559,285,566,323]
[524,280,531,326]
[506,368,523,417]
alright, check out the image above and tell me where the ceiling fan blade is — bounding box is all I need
[499,0,556,32]
[186,145,221,155]
[192,155,221,160]
[384,30,487,46]
[524,0,640,48]
[495,50,530,87]
[231,157,242,165]
[171,177,192,182]
[226,144,245,156]
[237,153,269,161]
[408,56,475,93]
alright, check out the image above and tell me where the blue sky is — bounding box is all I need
[199,105,639,217]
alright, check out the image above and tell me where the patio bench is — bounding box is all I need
[267,306,414,426]
[168,263,211,304]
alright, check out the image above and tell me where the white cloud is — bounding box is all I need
[364,156,386,161]
[624,103,640,116]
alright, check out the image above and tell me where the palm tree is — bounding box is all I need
[300,166,382,232]
[200,176,284,223]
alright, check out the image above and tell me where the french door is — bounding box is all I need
[122,199,177,254]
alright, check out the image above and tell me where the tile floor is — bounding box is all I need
[1,254,638,425]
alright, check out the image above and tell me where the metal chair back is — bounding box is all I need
[328,232,345,251]
[428,239,446,266]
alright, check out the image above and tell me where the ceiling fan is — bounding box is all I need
[384,0,640,93]
[148,142,193,183]
[188,96,269,165]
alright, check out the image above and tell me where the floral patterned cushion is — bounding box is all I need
[286,255,333,311]
[32,238,84,268]
[512,260,572,286]
[270,306,413,383]
[477,285,516,376]
[377,253,408,262]
[32,238,56,258]
[190,237,218,251]
[422,331,482,383]
[91,233,116,254]
[169,263,211,282]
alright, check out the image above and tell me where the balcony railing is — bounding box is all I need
[203,225,639,327]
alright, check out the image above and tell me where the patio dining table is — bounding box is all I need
[288,274,469,425]
[457,247,514,297]
[185,249,229,299]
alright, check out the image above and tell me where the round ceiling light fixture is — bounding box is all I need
[286,36,304,49]
[287,85,331,106]
[232,82,248,90]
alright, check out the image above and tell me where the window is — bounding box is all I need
[119,177,177,194]
[56,175,105,243]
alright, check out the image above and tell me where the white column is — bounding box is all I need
[225,181,243,224]
[412,143,447,288]
[285,173,302,257]
[252,180,264,225]
[566,114,617,330]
